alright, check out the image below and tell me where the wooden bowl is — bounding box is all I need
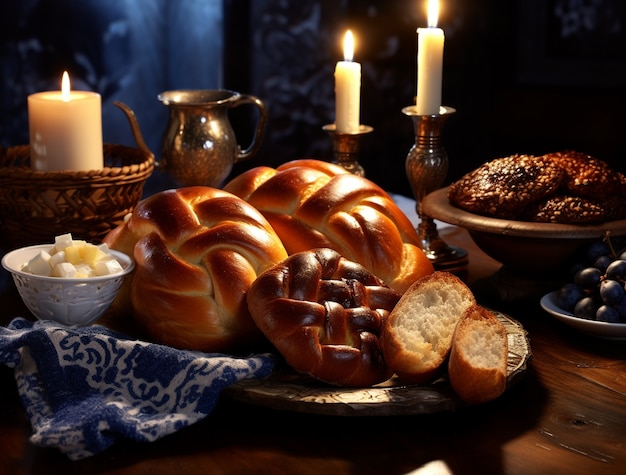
[422,187,626,274]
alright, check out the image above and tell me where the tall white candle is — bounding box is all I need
[416,0,445,115]
[28,71,103,171]
[334,30,361,133]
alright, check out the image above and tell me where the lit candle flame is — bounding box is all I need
[343,30,354,62]
[427,0,439,28]
[61,71,71,102]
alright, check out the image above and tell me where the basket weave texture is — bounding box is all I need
[0,144,154,250]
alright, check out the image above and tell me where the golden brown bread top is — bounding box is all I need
[224,159,434,293]
[247,248,401,387]
[103,186,288,352]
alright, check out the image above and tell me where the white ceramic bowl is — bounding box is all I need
[540,291,626,340]
[2,244,134,326]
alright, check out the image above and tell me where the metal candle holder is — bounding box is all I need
[402,105,468,273]
[323,124,373,176]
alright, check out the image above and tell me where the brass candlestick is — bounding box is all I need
[323,124,373,176]
[403,105,468,273]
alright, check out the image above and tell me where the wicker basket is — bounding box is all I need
[0,143,154,250]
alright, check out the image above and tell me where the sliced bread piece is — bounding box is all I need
[448,304,509,404]
[381,271,476,384]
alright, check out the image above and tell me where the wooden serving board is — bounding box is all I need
[225,311,531,416]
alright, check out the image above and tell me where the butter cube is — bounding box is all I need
[64,245,82,265]
[26,250,52,276]
[49,250,66,268]
[54,233,75,252]
[94,258,123,276]
[51,262,77,278]
[79,243,106,266]
[75,263,94,277]
[36,233,124,279]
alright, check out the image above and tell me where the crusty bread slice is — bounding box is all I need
[448,304,509,404]
[381,271,476,384]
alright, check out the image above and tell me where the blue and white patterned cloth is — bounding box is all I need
[0,317,274,460]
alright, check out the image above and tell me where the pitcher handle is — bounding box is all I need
[113,101,154,158]
[230,94,267,163]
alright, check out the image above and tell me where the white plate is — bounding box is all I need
[540,291,626,340]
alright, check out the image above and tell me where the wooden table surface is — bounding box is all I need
[1,226,625,475]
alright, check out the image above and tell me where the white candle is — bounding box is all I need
[416,0,445,115]
[334,30,361,133]
[28,71,103,171]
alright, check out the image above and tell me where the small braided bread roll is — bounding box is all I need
[247,248,401,387]
[224,159,434,293]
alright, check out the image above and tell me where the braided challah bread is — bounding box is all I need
[224,159,434,293]
[103,186,288,352]
[247,247,401,387]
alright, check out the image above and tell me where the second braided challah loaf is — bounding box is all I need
[247,247,401,387]
[224,159,434,293]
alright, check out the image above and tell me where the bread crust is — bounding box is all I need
[381,272,476,384]
[247,248,401,387]
[103,186,289,352]
[448,304,508,404]
[224,159,434,293]
[546,150,624,198]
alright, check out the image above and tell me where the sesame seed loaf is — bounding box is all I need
[526,195,623,223]
[448,304,509,405]
[447,151,626,224]
[447,154,564,219]
[546,150,625,198]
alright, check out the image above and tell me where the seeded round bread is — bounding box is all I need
[448,304,509,404]
[546,150,625,198]
[526,195,620,223]
[381,271,476,385]
[447,154,565,219]
[448,150,626,224]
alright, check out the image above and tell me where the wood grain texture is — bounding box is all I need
[1,226,625,475]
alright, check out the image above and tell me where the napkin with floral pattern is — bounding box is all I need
[0,317,274,460]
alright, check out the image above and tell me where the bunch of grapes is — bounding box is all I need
[556,233,626,323]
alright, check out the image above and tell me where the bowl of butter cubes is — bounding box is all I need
[1,233,134,326]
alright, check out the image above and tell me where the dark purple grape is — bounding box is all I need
[599,279,625,306]
[569,262,585,277]
[586,241,610,262]
[556,283,585,312]
[574,267,602,291]
[596,305,621,323]
[574,296,598,320]
[605,259,626,281]
[614,298,626,319]
[593,255,613,273]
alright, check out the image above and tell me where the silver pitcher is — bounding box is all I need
[158,89,267,187]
